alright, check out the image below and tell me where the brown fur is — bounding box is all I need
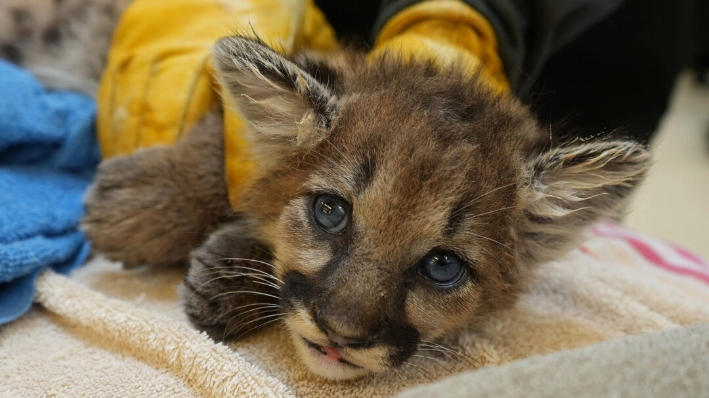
[182,220,280,340]
[189,37,649,379]
[82,112,231,268]
[0,5,651,380]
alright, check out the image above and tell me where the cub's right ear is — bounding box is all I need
[517,140,652,266]
[213,36,338,157]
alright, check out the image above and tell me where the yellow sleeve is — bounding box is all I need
[371,0,509,94]
[97,0,338,207]
[97,0,505,209]
[97,0,338,159]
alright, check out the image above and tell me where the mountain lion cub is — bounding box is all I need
[1,0,650,380]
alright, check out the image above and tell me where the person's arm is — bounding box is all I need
[373,0,623,94]
[97,0,337,159]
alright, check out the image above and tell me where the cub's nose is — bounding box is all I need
[313,305,385,348]
[323,325,371,348]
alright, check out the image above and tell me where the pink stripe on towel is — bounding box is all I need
[589,223,709,285]
[673,245,709,270]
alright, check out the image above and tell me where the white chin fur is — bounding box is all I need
[291,334,371,380]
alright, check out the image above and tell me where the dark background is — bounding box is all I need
[315,0,709,144]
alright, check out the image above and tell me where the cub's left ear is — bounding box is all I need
[213,36,338,155]
[517,140,651,265]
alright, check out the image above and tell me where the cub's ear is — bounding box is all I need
[212,36,338,156]
[517,140,651,265]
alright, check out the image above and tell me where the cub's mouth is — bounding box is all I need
[291,333,371,380]
[280,269,423,380]
[303,338,363,369]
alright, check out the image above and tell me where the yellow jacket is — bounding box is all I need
[98,0,508,208]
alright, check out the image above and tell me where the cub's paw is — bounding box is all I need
[182,222,281,341]
[82,112,230,268]
[82,148,193,267]
[82,147,229,268]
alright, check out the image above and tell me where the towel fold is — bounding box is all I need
[0,60,98,324]
[1,224,707,397]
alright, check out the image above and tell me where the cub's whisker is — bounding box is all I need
[226,311,284,337]
[470,233,512,251]
[468,205,518,219]
[448,182,517,219]
[228,302,282,313]
[307,148,340,168]
[228,265,283,283]
[323,137,356,169]
[402,361,434,382]
[222,307,281,330]
[468,182,517,205]
[223,306,282,328]
[391,366,405,382]
[221,305,282,340]
[411,354,454,375]
[192,271,281,292]
[212,289,281,302]
[192,264,283,284]
[219,257,279,271]
[418,341,481,367]
[252,279,281,291]
[193,286,279,315]
[231,315,284,341]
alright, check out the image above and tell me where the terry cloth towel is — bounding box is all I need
[1,223,708,397]
[0,60,99,324]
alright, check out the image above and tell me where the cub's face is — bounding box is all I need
[262,89,525,379]
[207,37,650,379]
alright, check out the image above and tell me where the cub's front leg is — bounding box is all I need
[183,220,281,341]
[82,112,231,268]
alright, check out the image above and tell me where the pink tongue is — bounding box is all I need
[322,346,345,361]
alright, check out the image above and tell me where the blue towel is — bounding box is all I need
[0,60,99,324]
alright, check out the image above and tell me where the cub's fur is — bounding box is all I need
[1,2,651,380]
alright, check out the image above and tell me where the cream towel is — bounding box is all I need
[396,323,709,398]
[1,223,708,397]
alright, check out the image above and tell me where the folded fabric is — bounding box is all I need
[396,323,709,398]
[1,224,707,397]
[0,60,98,324]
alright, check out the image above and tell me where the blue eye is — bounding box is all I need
[313,195,349,234]
[420,251,465,286]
